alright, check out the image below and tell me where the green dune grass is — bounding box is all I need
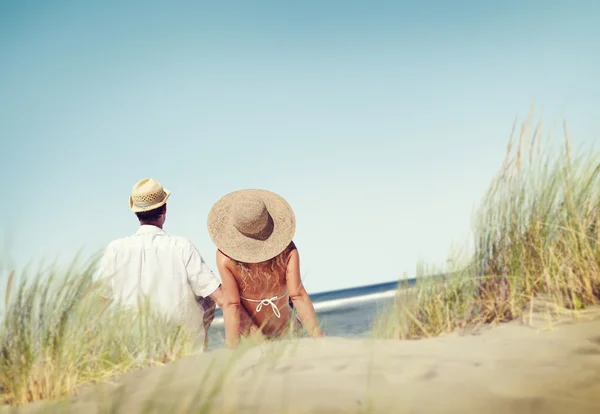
[374,113,600,339]
[0,257,199,407]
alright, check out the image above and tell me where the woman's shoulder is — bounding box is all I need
[283,241,298,262]
[216,249,235,268]
[281,240,297,256]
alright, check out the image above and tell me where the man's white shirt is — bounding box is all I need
[96,225,221,342]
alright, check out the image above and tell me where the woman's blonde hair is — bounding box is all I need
[234,241,296,292]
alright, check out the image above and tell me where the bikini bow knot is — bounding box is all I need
[254,296,282,318]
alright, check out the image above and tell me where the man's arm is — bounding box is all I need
[286,248,323,338]
[185,242,222,304]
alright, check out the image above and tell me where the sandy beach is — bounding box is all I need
[8,308,600,414]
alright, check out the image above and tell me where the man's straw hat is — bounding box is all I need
[207,189,296,263]
[129,178,171,213]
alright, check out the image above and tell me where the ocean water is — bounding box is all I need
[206,279,415,350]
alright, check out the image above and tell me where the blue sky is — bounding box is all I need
[1,0,599,293]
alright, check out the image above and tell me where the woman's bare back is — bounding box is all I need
[219,242,297,337]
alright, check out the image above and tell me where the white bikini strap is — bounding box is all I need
[240,292,287,319]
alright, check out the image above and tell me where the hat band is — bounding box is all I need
[132,191,166,207]
[133,200,163,208]
[236,214,275,241]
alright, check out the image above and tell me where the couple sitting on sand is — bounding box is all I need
[96,178,323,349]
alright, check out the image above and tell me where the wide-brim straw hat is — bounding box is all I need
[207,189,296,263]
[129,178,171,213]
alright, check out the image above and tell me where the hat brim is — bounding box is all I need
[207,189,296,263]
[129,188,171,213]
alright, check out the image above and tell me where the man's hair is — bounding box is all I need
[135,204,166,223]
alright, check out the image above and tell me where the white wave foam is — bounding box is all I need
[212,317,225,326]
[209,289,403,327]
[312,289,399,311]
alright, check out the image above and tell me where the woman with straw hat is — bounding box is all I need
[207,189,323,348]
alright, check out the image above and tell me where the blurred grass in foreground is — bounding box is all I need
[374,112,600,339]
[0,256,198,407]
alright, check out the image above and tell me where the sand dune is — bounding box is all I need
[9,310,600,414]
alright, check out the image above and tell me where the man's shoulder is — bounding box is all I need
[104,234,137,250]
[164,234,209,259]
[165,233,196,248]
[104,236,127,251]
[104,232,202,256]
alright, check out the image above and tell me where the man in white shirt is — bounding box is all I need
[96,177,257,349]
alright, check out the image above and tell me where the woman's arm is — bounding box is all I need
[286,248,323,338]
[207,284,261,339]
[216,251,242,348]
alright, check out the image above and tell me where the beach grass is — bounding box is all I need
[0,256,200,407]
[374,112,600,339]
